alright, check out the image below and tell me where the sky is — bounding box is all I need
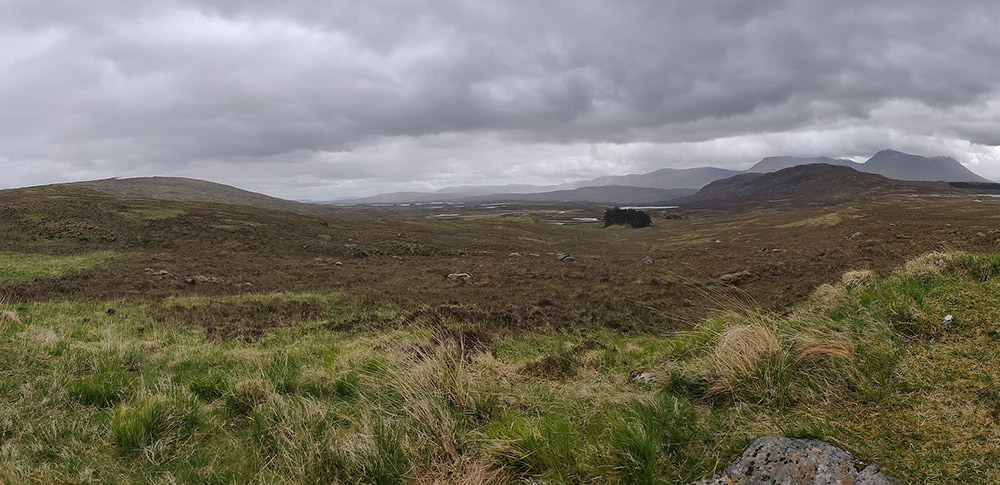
[2,0,1000,200]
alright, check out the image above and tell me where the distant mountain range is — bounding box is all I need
[55,149,993,210]
[339,149,991,205]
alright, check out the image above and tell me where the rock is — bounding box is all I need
[942,314,953,327]
[446,273,472,281]
[185,275,223,285]
[719,270,753,284]
[556,254,578,262]
[850,231,864,239]
[628,370,654,383]
[640,256,655,265]
[691,436,899,485]
[144,268,173,276]
[714,239,722,244]
[334,261,344,266]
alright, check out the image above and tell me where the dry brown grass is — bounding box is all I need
[841,269,875,289]
[1,309,20,324]
[794,337,853,364]
[711,325,779,380]
[900,251,952,278]
[811,283,847,306]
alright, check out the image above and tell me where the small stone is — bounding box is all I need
[629,370,654,383]
[640,256,654,265]
[850,231,864,239]
[446,273,472,281]
[943,314,954,327]
[334,261,344,266]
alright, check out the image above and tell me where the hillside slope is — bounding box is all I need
[70,177,350,218]
[675,164,954,207]
[748,156,861,173]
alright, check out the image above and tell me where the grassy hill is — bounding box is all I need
[676,164,958,208]
[70,177,359,219]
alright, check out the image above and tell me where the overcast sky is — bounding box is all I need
[3,0,1000,199]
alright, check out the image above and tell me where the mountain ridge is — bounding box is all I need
[341,149,991,204]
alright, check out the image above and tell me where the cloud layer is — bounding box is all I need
[2,0,1000,198]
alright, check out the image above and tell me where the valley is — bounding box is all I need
[3,168,1000,482]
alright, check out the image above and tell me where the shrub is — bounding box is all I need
[603,208,652,228]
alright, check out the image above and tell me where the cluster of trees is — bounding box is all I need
[603,207,652,228]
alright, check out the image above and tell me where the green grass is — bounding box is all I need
[0,251,115,285]
[3,253,1000,482]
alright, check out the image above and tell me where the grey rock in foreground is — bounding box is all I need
[691,437,898,485]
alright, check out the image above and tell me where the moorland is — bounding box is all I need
[3,166,1000,483]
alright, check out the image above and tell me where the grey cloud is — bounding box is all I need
[1,0,1000,196]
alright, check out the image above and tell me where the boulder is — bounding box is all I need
[691,437,898,485]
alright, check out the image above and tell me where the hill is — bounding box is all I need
[748,156,861,173]
[674,164,953,207]
[861,149,991,182]
[69,177,356,218]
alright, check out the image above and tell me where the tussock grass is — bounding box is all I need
[840,269,875,289]
[5,253,1000,482]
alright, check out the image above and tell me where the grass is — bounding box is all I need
[0,251,115,286]
[2,252,1000,482]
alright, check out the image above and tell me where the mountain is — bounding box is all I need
[341,166,741,204]
[748,156,861,173]
[434,184,551,195]
[70,177,348,218]
[748,150,990,183]
[558,167,743,190]
[343,191,463,204]
[674,164,952,208]
[464,185,696,204]
[860,149,990,182]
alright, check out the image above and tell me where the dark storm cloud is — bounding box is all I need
[1,0,999,196]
